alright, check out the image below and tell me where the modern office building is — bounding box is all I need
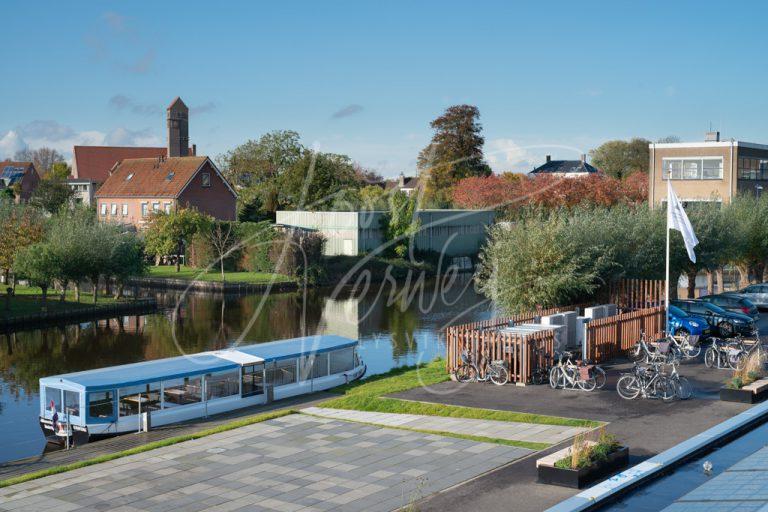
[648,132,768,207]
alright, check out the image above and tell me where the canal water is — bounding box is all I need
[0,275,493,464]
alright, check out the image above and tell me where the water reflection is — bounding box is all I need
[0,275,492,463]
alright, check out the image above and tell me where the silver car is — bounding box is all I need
[734,284,768,309]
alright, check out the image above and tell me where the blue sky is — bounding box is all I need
[2,1,768,177]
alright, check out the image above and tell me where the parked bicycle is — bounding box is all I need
[454,349,509,385]
[631,332,677,365]
[667,333,702,359]
[667,360,693,400]
[616,362,677,401]
[549,351,599,391]
[704,338,746,370]
[531,343,554,385]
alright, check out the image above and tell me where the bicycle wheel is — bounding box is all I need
[549,366,563,389]
[655,376,677,402]
[490,366,509,386]
[577,375,597,392]
[675,377,693,400]
[629,343,644,363]
[729,352,746,371]
[684,343,701,359]
[704,348,717,368]
[616,375,640,400]
[593,366,607,389]
[455,365,476,383]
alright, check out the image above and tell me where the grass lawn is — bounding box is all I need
[319,360,601,431]
[1,285,125,319]
[147,265,292,284]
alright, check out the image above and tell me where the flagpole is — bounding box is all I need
[665,181,671,335]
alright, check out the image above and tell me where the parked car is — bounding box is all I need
[733,284,768,309]
[667,305,711,338]
[671,300,756,338]
[699,294,759,321]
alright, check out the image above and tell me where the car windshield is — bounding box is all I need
[704,302,728,315]
[669,305,688,317]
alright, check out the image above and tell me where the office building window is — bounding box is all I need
[738,157,768,180]
[663,158,722,180]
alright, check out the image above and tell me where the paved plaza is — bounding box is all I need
[302,407,590,445]
[0,413,532,512]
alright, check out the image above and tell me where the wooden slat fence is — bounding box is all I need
[609,279,666,312]
[585,306,665,363]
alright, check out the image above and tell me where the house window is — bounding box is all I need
[141,203,148,217]
[201,173,211,188]
[152,202,160,212]
[110,203,117,215]
[663,158,722,180]
[164,202,172,214]
[100,203,107,216]
[122,204,128,216]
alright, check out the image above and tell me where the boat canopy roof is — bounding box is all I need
[40,335,357,392]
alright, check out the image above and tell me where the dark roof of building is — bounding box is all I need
[73,146,170,183]
[96,156,212,198]
[0,161,36,185]
[529,160,600,175]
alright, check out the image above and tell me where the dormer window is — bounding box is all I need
[201,172,211,188]
[126,173,134,181]
[166,172,175,181]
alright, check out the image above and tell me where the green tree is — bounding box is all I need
[219,130,304,218]
[382,190,420,258]
[48,162,72,180]
[0,203,45,288]
[45,208,96,301]
[589,138,650,179]
[107,236,147,298]
[280,151,363,210]
[14,243,59,302]
[417,105,491,207]
[144,209,212,272]
[359,185,388,210]
[29,177,74,214]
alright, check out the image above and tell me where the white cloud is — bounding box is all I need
[485,138,535,173]
[105,127,161,146]
[0,131,28,159]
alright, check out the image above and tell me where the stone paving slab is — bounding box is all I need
[302,407,590,445]
[0,414,532,512]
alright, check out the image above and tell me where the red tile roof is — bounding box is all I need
[72,146,169,183]
[95,156,210,198]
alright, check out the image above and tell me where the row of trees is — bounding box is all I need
[6,208,146,302]
[477,196,768,313]
[452,172,647,215]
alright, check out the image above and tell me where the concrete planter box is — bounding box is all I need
[537,444,629,489]
[720,378,768,404]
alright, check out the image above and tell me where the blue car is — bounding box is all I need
[667,305,711,338]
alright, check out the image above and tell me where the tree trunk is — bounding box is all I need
[104,277,111,297]
[220,257,225,281]
[74,282,81,302]
[59,279,68,302]
[716,268,725,293]
[116,283,124,299]
[736,265,750,288]
[154,255,161,266]
[176,239,182,273]
[687,270,697,298]
[91,278,98,304]
[706,271,714,295]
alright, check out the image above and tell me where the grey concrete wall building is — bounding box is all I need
[275,209,496,256]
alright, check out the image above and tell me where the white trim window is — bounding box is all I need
[110,203,117,215]
[152,202,160,213]
[201,172,211,188]
[141,202,148,217]
[164,202,172,214]
[122,204,128,216]
[663,157,723,180]
[100,203,107,216]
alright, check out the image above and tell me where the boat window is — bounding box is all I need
[119,383,161,416]
[330,348,356,374]
[64,390,80,417]
[163,376,202,407]
[266,359,297,387]
[45,387,61,413]
[299,353,329,380]
[206,370,240,401]
[242,364,264,396]
[88,391,114,418]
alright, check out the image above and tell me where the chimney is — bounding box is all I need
[705,131,720,142]
[167,97,190,157]
[398,172,405,187]
[580,154,586,163]
[545,155,551,163]
[191,144,197,156]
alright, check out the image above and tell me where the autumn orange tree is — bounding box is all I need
[0,202,45,289]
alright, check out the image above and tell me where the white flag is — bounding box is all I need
[667,180,699,262]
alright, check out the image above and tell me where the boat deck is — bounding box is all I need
[0,391,334,482]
